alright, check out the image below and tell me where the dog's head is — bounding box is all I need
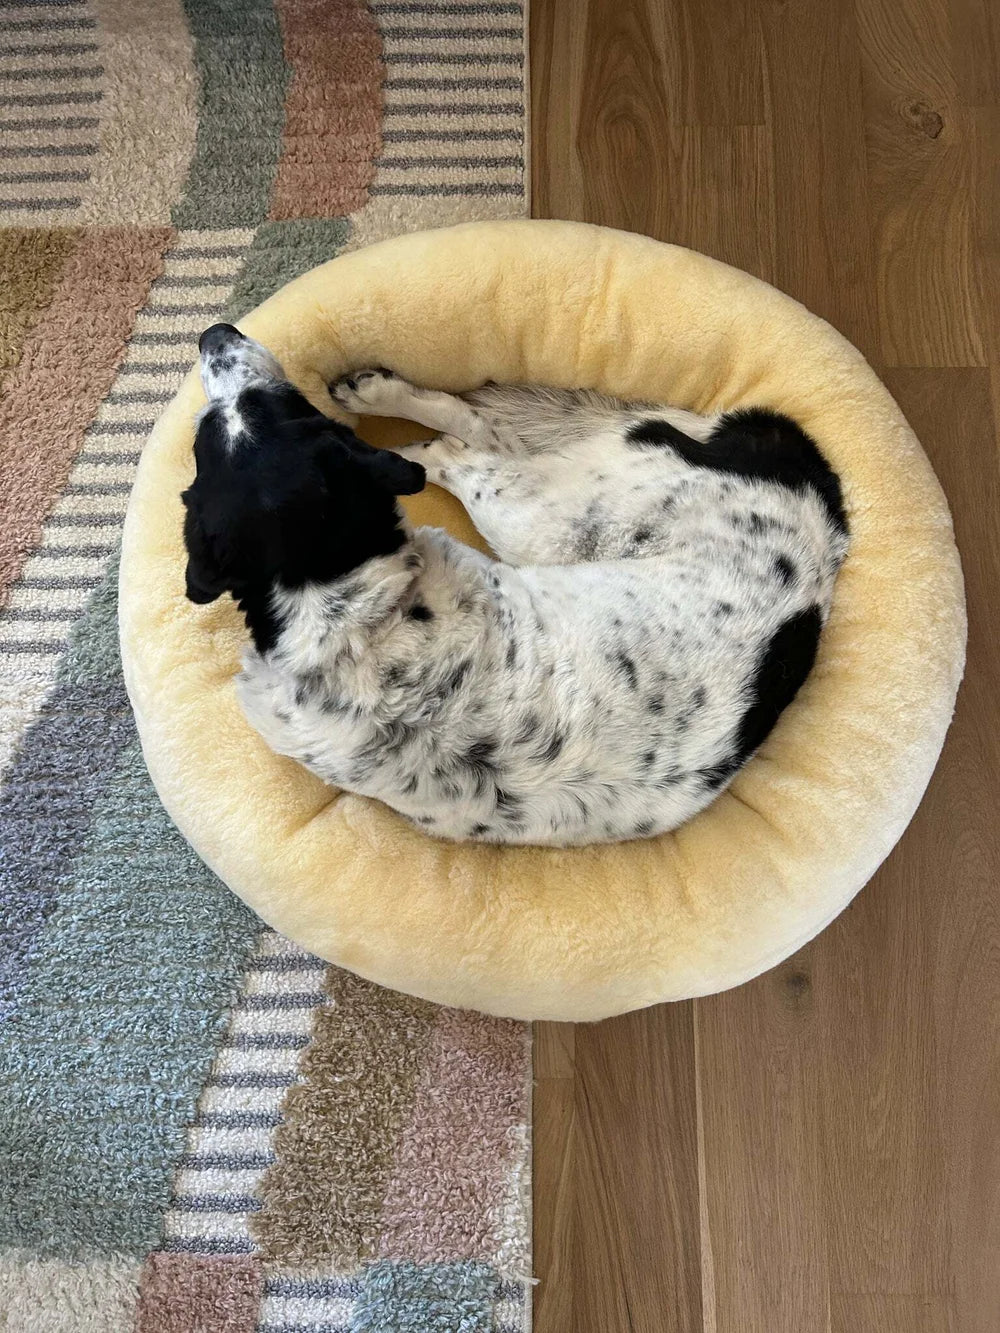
[181,324,426,622]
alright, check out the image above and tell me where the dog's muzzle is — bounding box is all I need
[199,322,246,356]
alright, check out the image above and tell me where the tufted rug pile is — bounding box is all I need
[0,2,531,1329]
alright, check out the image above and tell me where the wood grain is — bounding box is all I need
[883,368,1000,1330]
[533,1035,574,1333]
[531,0,1000,1328]
[696,955,829,1330]
[572,1007,703,1333]
[857,0,984,365]
[950,0,1000,106]
[678,0,765,128]
[760,0,880,357]
[831,1294,956,1333]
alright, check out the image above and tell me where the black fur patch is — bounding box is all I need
[463,738,500,795]
[614,651,639,690]
[696,606,822,789]
[464,738,499,770]
[734,605,822,759]
[494,788,524,821]
[181,381,425,653]
[627,408,847,535]
[538,730,565,762]
[446,659,472,693]
[774,555,796,586]
[698,756,742,791]
[736,605,821,762]
[515,713,539,742]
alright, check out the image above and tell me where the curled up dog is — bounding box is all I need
[181,323,849,847]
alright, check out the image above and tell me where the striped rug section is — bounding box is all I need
[0,227,251,760]
[494,1280,530,1333]
[1,2,531,1329]
[160,932,327,1258]
[370,0,524,200]
[258,1276,358,1332]
[253,1274,529,1332]
[0,0,103,225]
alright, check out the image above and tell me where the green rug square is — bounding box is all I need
[353,1261,496,1333]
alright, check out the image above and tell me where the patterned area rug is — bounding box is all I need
[0,2,531,1329]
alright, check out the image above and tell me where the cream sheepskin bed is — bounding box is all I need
[119,220,966,1022]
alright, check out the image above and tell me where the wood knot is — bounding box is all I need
[783,969,811,999]
[901,99,944,139]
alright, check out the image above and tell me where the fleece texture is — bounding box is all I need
[119,219,966,1022]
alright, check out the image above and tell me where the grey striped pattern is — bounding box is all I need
[377,1,521,11]
[0,0,90,8]
[267,1279,363,1300]
[2,64,103,81]
[0,0,102,221]
[4,16,97,31]
[5,40,99,56]
[0,168,90,183]
[257,1318,350,1332]
[160,931,327,1257]
[228,1031,311,1050]
[193,1111,285,1131]
[158,1236,255,1255]
[254,1275,526,1332]
[0,7,531,1326]
[244,953,327,972]
[161,932,528,1330]
[0,194,78,210]
[3,89,100,104]
[367,0,524,201]
[176,1151,276,1169]
[0,141,99,159]
[257,1272,357,1331]
[0,226,250,768]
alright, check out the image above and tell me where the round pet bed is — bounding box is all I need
[119,220,966,1022]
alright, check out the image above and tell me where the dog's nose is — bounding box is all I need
[199,323,245,356]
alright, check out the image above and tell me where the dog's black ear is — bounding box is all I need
[358,447,427,496]
[318,430,427,497]
[185,555,228,605]
[344,434,426,498]
[181,489,229,604]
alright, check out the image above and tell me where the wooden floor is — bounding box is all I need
[529,1,1000,1329]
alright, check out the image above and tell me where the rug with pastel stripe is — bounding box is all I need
[0,2,531,1329]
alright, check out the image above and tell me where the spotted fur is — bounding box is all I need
[182,324,848,847]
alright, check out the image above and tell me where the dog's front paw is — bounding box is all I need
[330,367,411,415]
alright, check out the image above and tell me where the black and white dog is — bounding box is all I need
[182,323,848,846]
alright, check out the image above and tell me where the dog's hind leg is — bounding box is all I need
[465,384,719,453]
